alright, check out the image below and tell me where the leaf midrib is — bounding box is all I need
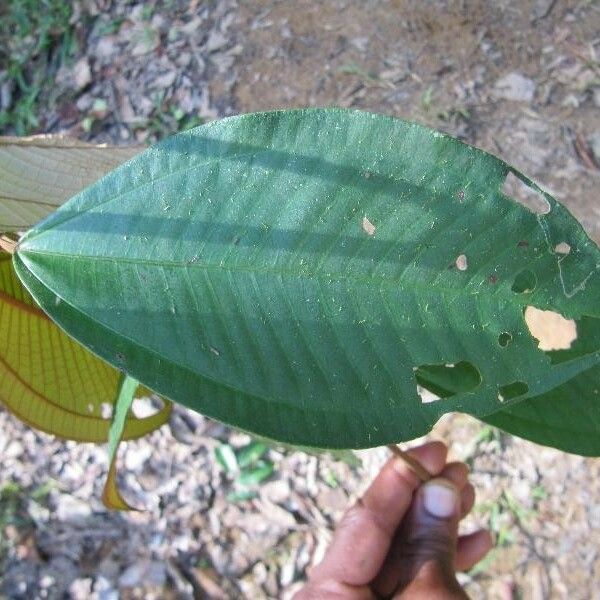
[0,195,62,207]
[19,248,508,300]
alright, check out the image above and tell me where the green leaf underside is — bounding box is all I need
[481,316,600,454]
[413,315,600,454]
[482,364,600,456]
[13,109,600,449]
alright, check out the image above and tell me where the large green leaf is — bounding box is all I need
[12,109,600,449]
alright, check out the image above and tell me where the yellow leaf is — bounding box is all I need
[0,252,171,442]
[1,137,165,511]
[102,458,137,511]
[0,135,143,231]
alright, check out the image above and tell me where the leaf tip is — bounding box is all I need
[101,459,140,512]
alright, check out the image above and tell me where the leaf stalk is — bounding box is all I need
[387,444,431,482]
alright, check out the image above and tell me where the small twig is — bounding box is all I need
[574,134,599,170]
[387,444,431,482]
[0,235,17,254]
[531,0,557,22]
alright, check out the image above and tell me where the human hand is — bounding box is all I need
[295,441,492,599]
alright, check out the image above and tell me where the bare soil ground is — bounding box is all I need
[1,1,600,599]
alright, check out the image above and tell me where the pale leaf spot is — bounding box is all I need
[524,306,577,351]
[362,216,376,236]
[210,346,221,356]
[455,254,468,271]
[101,403,113,420]
[554,242,571,255]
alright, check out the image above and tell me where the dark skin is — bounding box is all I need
[295,441,493,599]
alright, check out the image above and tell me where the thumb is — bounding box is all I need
[394,478,467,599]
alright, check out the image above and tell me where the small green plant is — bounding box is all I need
[0,480,53,563]
[1,109,599,507]
[337,62,387,88]
[139,97,206,142]
[437,105,472,123]
[215,441,275,502]
[473,488,537,565]
[421,85,436,111]
[0,482,25,533]
[0,0,76,134]
[94,16,125,37]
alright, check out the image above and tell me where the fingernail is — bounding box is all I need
[423,481,458,519]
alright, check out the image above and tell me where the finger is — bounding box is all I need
[309,441,448,587]
[439,464,473,519]
[460,483,475,518]
[294,578,374,600]
[372,477,462,597]
[455,530,493,572]
[361,441,449,532]
[440,462,469,491]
